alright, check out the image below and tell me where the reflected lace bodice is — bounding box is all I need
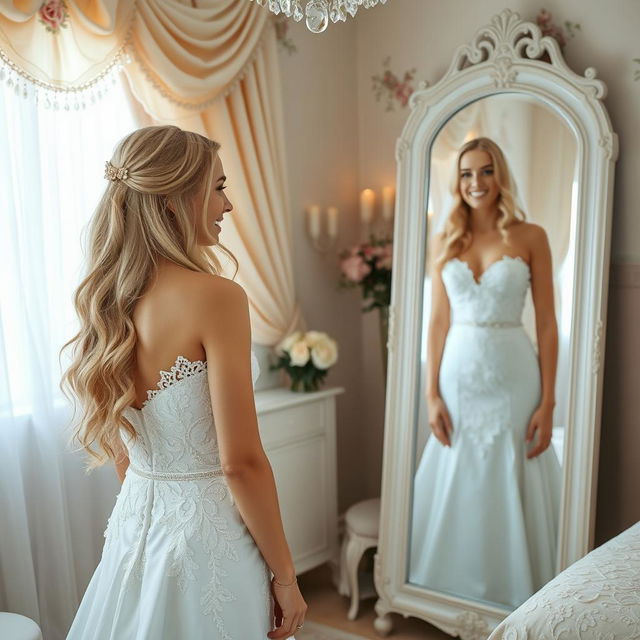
[442,255,530,325]
[121,351,260,475]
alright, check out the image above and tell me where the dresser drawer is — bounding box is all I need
[258,400,325,448]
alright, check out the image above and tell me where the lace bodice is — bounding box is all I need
[121,351,260,475]
[442,255,530,325]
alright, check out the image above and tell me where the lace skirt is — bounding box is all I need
[67,471,276,639]
[409,325,562,609]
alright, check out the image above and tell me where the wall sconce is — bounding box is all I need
[307,204,339,253]
[360,186,395,238]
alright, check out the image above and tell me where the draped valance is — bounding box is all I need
[0,1,269,109]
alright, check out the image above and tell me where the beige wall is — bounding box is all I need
[278,19,366,511]
[279,0,640,536]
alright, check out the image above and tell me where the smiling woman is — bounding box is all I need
[409,136,562,609]
[60,125,307,640]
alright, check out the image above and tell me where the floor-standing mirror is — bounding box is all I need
[374,10,617,638]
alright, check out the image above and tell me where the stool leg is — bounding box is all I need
[345,532,368,620]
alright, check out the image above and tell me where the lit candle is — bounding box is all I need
[327,206,339,238]
[382,186,395,221]
[308,205,321,239]
[360,189,375,225]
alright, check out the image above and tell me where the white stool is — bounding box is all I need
[340,497,380,620]
[0,612,42,640]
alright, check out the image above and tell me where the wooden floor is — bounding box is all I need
[298,563,451,639]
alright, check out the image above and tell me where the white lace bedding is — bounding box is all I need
[488,521,640,639]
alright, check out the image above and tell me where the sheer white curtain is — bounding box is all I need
[0,76,141,640]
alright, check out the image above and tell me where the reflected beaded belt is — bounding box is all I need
[454,320,522,328]
[128,465,225,481]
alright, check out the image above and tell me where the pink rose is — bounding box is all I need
[537,9,552,26]
[39,0,67,32]
[341,255,371,283]
[396,84,413,107]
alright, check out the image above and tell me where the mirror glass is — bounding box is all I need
[407,93,578,611]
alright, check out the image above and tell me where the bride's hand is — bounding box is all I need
[427,395,453,447]
[526,404,553,459]
[268,577,308,639]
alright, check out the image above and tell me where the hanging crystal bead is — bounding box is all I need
[292,1,303,21]
[344,0,358,18]
[280,0,292,16]
[329,0,346,22]
[268,0,281,14]
[306,0,329,33]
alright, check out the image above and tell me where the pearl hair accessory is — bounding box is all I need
[104,160,129,182]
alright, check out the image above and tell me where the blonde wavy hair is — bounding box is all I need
[436,137,526,267]
[60,125,237,468]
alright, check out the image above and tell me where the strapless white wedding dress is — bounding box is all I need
[409,255,562,609]
[67,351,290,639]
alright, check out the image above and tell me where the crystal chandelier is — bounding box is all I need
[251,0,388,34]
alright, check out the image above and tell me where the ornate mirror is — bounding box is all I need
[374,9,617,638]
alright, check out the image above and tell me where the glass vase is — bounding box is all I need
[289,376,321,393]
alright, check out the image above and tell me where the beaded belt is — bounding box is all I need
[128,464,225,481]
[454,320,522,328]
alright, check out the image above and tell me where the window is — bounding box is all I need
[0,74,140,416]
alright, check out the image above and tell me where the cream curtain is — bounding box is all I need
[0,0,301,344]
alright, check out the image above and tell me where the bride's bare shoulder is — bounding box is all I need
[508,221,549,252]
[141,265,248,329]
[509,221,547,239]
[165,268,247,312]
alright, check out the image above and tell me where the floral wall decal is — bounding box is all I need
[274,15,297,55]
[372,57,416,111]
[38,0,70,34]
[535,8,581,50]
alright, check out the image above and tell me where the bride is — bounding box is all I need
[61,125,306,639]
[409,137,562,609]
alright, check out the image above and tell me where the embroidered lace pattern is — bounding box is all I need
[143,356,208,407]
[442,256,533,456]
[102,352,263,632]
[488,522,640,639]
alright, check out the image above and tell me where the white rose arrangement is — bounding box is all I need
[271,330,339,392]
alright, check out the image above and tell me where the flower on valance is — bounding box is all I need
[38,0,70,34]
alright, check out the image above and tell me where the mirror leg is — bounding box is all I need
[373,599,393,636]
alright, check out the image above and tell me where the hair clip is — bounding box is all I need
[104,160,129,182]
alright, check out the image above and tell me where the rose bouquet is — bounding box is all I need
[339,236,392,312]
[339,235,393,376]
[271,331,339,392]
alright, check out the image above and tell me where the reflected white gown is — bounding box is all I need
[409,255,562,609]
[67,352,290,639]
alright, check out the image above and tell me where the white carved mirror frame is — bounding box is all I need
[373,9,618,638]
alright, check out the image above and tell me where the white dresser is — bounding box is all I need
[255,387,343,574]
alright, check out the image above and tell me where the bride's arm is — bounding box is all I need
[526,224,558,458]
[426,233,453,446]
[194,275,306,638]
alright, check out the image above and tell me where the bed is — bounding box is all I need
[488,521,640,639]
